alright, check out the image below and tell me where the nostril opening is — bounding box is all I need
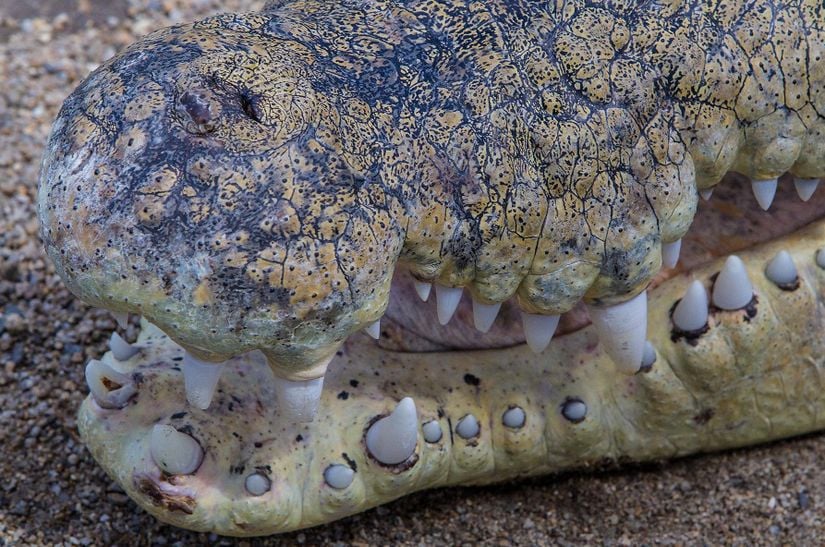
[239,91,262,123]
[179,90,214,131]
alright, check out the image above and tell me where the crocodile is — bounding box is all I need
[37,0,825,536]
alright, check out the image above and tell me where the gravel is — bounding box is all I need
[2,0,825,544]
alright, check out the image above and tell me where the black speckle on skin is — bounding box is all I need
[295,434,303,442]
[170,411,187,420]
[337,391,349,400]
[349,379,359,388]
[342,452,357,471]
[463,373,480,386]
[693,408,715,424]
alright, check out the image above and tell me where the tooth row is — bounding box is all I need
[702,176,819,208]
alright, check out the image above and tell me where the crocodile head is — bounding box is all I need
[38,1,825,537]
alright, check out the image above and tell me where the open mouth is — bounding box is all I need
[35,3,825,538]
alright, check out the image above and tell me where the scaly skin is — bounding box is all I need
[39,0,825,376]
[37,0,825,537]
[79,220,825,535]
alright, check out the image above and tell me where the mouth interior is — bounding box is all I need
[378,173,825,352]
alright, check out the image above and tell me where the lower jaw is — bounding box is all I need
[78,218,825,537]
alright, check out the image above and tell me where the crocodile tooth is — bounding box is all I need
[413,280,432,302]
[699,188,714,201]
[502,406,526,428]
[672,280,709,331]
[244,473,271,496]
[817,249,825,269]
[324,464,354,489]
[422,420,442,443]
[712,255,753,310]
[366,397,418,465]
[364,319,381,339]
[273,374,325,423]
[561,398,587,423]
[85,359,136,409]
[112,311,129,329]
[751,178,778,210]
[793,178,819,202]
[435,285,463,325]
[586,291,648,374]
[149,424,203,475]
[109,332,141,361]
[521,312,560,353]
[183,352,225,410]
[662,239,682,269]
[472,300,501,333]
[765,250,798,286]
[456,414,480,439]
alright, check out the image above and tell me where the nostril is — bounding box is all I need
[179,90,214,130]
[239,91,262,123]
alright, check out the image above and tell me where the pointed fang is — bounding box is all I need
[366,397,418,465]
[473,300,501,333]
[751,178,778,210]
[662,239,682,269]
[521,312,561,353]
[672,280,709,332]
[794,178,819,202]
[699,188,714,201]
[85,359,136,409]
[109,332,140,361]
[149,424,203,475]
[765,250,798,286]
[183,353,225,410]
[364,319,381,340]
[712,255,753,310]
[413,280,432,302]
[112,311,129,329]
[435,285,463,325]
[587,291,648,374]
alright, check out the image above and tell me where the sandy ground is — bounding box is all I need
[2,0,825,544]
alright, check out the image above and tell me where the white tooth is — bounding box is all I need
[413,280,432,302]
[435,285,463,325]
[699,188,714,201]
[324,464,354,489]
[473,300,501,333]
[765,250,798,286]
[112,311,129,329]
[456,414,480,439]
[364,319,381,339]
[109,332,141,361]
[422,420,443,443]
[245,473,271,496]
[662,239,682,269]
[586,291,647,374]
[502,406,526,428]
[751,178,778,210]
[149,424,203,475]
[85,359,136,409]
[794,178,819,202]
[817,249,825,269]
[712,255,753,310]
[273,374,325,423]
[183,352,225,410]
[641,341,657,370]
[366,397,418,465]
[672,280,709,331]
[520,312,561,353]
